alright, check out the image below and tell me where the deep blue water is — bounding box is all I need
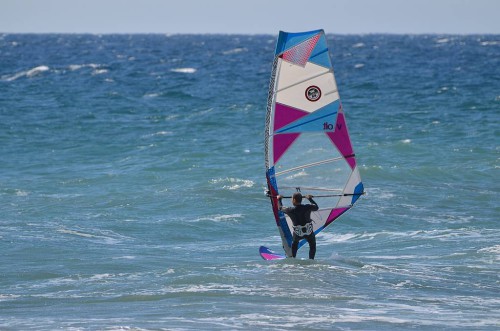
[0,33,499,330]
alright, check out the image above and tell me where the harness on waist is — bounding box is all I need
[293,222,313,237]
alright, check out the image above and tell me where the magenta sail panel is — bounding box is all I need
[326,112,356,169]
[326,207,350,225]
[273,103,309,132]
[273,133,300,164]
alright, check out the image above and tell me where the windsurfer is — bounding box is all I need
[277,192,319,259]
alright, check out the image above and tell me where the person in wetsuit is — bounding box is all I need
[277,192,319,259]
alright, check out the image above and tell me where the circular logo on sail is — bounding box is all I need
[305,85,321,102]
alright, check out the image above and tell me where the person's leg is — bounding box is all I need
[306,234,316,259]
[292,235,300,258]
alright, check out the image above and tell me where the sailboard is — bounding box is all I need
[263,29,364,259]
[259,246,286,260]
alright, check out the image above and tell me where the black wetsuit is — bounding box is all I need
[278,197,319,259]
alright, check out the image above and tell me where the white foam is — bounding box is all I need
[112,256,136,260]
[15,189,29,196]
[68,63,107,76]
[286,169,307,180]
[480,40,500,46]
[478,245,500,256]
[2,65,49,81]
[89,273,112,280]
[57,228,128,244]
[153,131,173,136]
[191,214,243,223]
[365,255,420,260]
[171,67,197,74]
[0,294,20,301]
[69,64,83,71]
[222,47,247,55]
[26,65,49,77]
[92,69,108,75]
[210,177,254,190]
[69,63,101,70]
[57,228,96,238]
[436,38,450,44]
[319,232,359,243]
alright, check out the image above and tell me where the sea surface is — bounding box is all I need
[0,33,499,330]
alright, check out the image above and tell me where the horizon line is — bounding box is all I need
[1,31,499,36]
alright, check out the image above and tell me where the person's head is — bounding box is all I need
[292,192,303,206]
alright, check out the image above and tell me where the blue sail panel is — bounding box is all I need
[309,35,332,68]
[275,29,323,55]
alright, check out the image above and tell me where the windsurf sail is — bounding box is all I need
[265,29,364,257]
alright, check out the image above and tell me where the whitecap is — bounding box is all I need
[140,131,173,139]
[354,63,365,69]
[69,64,84,71]
[57,228,127,244]
[112,256,136,260]
[153,131,173,136]
[57,228,96,238]
[286,169,307,180]
[436,38,450,44]
[171,67,197,74]
[15,189,29,196]
[352,42,365,48]
[320,232,359,243]
[210,177,254,190]
[478,245,500,256]
[92,69,108,75]
[26,65,49,77]
[0,294,21,302]
[191,214,243,223]
[437,86,449,93]
[2,65,49,81]
[222,47,247,55]
[480,40,499,46]
[69,64,105,75]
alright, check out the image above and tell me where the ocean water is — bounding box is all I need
[0,33,498,330]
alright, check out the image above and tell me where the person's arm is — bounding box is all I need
[305,195,319,211]
[276,195,289,212]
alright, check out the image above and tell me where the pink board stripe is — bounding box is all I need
[261,253,284,260]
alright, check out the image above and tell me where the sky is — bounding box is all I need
[1,0,499,35]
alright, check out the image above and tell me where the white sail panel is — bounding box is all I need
[276,59,339,113]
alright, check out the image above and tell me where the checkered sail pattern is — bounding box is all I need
[281,33,321,67]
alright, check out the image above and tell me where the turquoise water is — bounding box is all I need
[1,34,499,330]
